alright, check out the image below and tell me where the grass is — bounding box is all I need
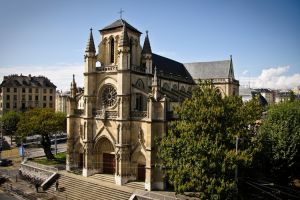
[32,152,66,166]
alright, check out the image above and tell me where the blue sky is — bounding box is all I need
[0,0,299,90]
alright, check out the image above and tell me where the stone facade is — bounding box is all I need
[0,74,56,116]
[66,19,239,191]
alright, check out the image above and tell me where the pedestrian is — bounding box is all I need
[55,180,59,192]
[35,182,39,193]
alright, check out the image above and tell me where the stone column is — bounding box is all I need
[82,141,95,177]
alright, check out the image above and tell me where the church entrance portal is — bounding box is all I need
[103,153,115,174]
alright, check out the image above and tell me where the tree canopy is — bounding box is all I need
[0,111,20,145]
[259,100,300,184]
[158,82,263,199]
[16,108,66,159]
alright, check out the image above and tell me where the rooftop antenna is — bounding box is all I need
[118,8,125,19]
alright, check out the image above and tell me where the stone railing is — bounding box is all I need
[95,110,118,119]
[96,65,117,72]
[132,65,146,73]
[74,109,84,116]
[21,160,58,172]
[131,111,148,119]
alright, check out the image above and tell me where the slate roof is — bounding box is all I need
[0,75,56,88]
[184,60,235,80]
[152,54,194,84]
[100,19,142,34]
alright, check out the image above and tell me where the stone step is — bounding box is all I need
[47,174,132,200]
[125,181,145,190]
[91,173,115,183]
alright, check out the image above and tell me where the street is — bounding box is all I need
[27,143,67,158]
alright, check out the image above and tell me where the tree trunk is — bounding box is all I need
[41,134,54,160]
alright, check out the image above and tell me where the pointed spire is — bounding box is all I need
[119,24,129,47]
[142,30,152,54]
[71,74,77,98]
[85,28,96,53]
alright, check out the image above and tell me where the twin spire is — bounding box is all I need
[85,24,152,54]
[85,28,96,53]
[142,30,152,54]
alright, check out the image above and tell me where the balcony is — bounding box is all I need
[95,110,118,119]
[131,111,147,119]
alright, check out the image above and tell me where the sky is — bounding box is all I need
[0,0,299,91]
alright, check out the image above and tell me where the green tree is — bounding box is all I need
[16,108,66,159]
[288,90,296,102]
[158,82,263,199]
[0,111,20,145]
[259,101,300,184]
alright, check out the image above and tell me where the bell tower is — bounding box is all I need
[82,28,97,177]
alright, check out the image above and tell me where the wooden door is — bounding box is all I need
[137,164,146,181]
[103,153,115,174]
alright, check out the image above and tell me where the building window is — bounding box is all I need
[50,96,53,101]
[22,95,25,101]
[6,103,10,109]
[6,95,10,100]
[6,88,10,92]
[29,95,32,101]
[14,88,17,92]
[43,89,47,93]
[43,96,46,101]
[22,103,25,109]
[13,102,17,109]
[29,88,32,93]
[36,88,39,93]
[49,103,53,108]
[135,94,143,111]
[43,103,47,108]
[50,89,53,93]
[110,38,115,63]
[22,88,25,93]
[14,95,17,100]
[35,95,38,101]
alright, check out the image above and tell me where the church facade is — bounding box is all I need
[66,19,239,191]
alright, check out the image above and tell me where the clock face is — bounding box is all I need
[101,85,117,107]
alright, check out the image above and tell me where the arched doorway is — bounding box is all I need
[74,142,84,170]
[95,137,115,174]
[136,152,146,181]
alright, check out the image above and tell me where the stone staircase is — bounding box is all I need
[47,172,133,200]
[91,173,115,184]
[125,181,145,190]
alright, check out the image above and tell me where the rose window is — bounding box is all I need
[101,85,117,107]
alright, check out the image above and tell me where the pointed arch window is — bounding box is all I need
[110,38,115,63]
[135,93,143,111]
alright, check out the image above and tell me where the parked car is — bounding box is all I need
[0,159,13,166]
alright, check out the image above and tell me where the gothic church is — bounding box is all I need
[66,19,239,191]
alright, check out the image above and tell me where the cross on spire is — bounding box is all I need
[118,8,124,19]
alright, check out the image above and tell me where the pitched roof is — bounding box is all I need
[0,75,56,88]
[184,60,235,80]
[100,19,142,34]
[152,54,194,84]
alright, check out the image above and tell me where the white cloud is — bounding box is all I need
[242,70,248,75]
[240,66,300,89]
[0,63,84,91]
